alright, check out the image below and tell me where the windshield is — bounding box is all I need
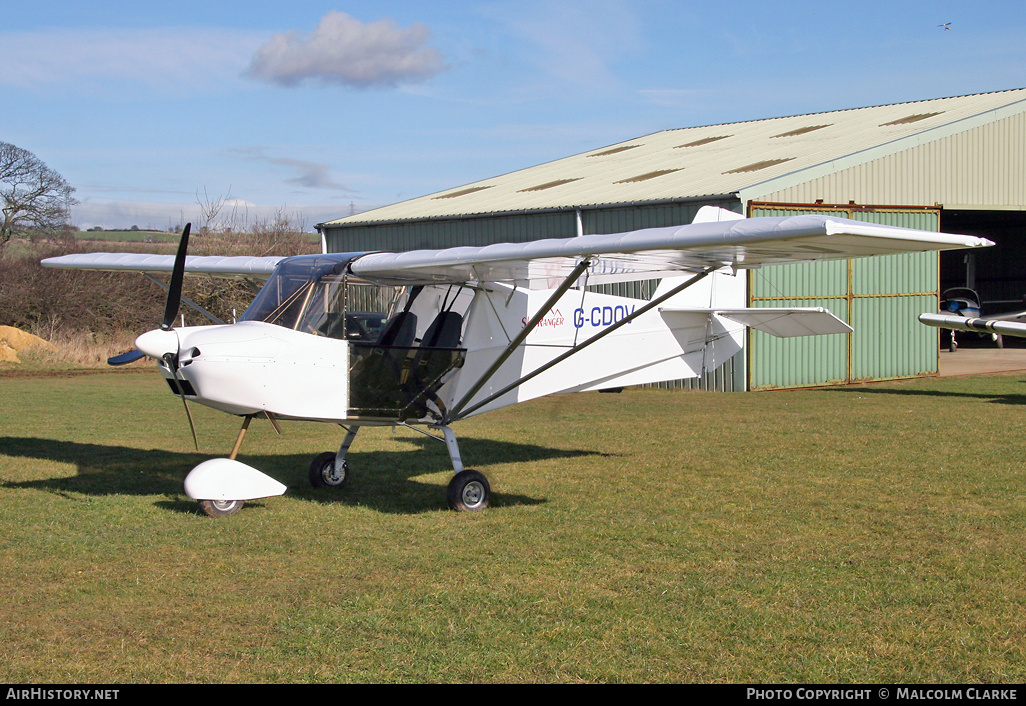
[240,254,400,339]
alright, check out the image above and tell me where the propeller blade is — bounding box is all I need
[161,222,191,331]
[107,349,146,366]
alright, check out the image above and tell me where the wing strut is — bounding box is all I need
[446,266,719,423]
[141,273,226,325]
[447,259,594,421]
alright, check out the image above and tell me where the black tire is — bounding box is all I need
[309,451,349,489]
[447,470,490,512]
[198,499,243,517]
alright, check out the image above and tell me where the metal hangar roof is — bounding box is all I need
[321,88,1026,228]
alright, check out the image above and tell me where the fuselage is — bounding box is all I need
[137,254,748,427]
[148,321,352,421]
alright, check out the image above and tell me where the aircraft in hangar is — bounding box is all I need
[920,311,1026,341]
[42,207,992,516]
[933,287,1026,351]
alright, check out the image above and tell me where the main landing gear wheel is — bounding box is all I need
[197,499,244,518]
[309,451,349,489]
[447,470,490,512]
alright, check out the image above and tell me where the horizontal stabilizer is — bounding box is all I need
[919,313,1026,339]
[662,307,852,337]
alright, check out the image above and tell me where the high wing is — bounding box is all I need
[41,215,990,286]
[349,214,992,288]
[40,252,285,280]
[40,252,287,327]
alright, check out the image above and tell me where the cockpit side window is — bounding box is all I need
[241,256,342,330]
[240,274,313,330]
[240,256,403,342]
[338,281,401,341]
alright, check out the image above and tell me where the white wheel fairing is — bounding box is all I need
[184,458,287,501]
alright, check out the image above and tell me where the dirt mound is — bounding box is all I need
[0,326,58,364]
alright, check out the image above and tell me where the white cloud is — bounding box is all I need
[245,11,448,88]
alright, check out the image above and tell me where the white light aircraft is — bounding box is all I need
[920,312,1026,340]
[42,208,992,515]
[933,287,1026,351]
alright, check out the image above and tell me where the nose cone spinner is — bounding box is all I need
[135,328,180,360]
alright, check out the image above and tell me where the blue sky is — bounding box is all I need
[4,0,1025,231]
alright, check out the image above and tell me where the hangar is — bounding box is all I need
[317,88,1026,391]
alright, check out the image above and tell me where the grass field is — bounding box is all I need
[69,230,322,245]
[73,230,181,243]
[1,369,1024,683]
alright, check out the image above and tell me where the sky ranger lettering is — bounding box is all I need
[575,304,636,329]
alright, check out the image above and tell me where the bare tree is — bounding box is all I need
[250,205,309,255]
[0,142,77,250]
[196,186,238,235]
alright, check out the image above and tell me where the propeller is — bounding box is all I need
[108,223,199,450]
[107,348,146,365]
[162,222,190,331]
[107,223,191,366]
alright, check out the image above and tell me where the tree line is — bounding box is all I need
[0,141,76,250]
[0,141,318,345]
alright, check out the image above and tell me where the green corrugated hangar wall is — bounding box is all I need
[748,203,940,390]
[322,198,739,252]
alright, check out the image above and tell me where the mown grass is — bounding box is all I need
[73,230,180,243]
[1,369,1024,683]
[69,230,321,245]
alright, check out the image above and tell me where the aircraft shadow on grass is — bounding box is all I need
[822,383,1026,407]
[0,435,607,515]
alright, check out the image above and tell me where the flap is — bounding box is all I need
[661,306,852,337]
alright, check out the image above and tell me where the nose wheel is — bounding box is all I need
[197,498,244,517]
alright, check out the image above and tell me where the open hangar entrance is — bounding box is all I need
[939,209,1026,326]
